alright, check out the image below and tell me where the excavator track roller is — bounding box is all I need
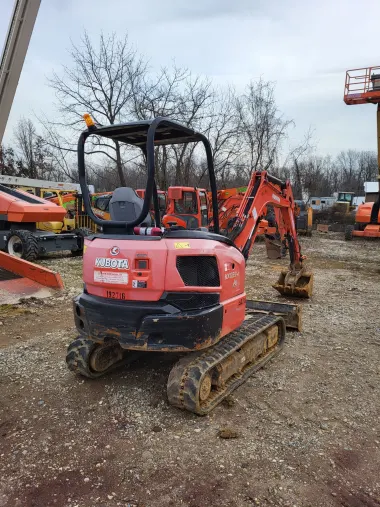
[167,314,286,415]
[66,338,141,378]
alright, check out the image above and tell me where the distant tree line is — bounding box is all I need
[0,32,378,200]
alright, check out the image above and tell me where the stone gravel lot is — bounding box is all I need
[0,233,379,507]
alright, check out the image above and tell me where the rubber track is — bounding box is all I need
[167,314,286,415]
[66,337,143,378]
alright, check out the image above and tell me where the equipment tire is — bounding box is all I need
[345,225,354,241]
[66,337,105,378]
[6,230,39,261]
[71,227,92,256]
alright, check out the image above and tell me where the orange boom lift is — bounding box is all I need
[344,66,380,239]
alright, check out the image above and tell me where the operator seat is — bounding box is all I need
[109,187,152,226]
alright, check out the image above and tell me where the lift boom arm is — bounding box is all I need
[0,0,41,143]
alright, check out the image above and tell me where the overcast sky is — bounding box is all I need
[1,0,380,157]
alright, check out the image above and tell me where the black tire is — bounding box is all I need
[71,227,92,256]
[6,230,39,261]
[66,337,104,379]
[345,225,354,241]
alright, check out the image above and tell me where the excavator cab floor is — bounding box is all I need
[273,270,313,298]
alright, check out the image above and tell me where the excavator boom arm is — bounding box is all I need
[228,171,305,275]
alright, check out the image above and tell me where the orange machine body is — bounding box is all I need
[0,186,67,223]
[162,187,209,229]
[351,202,380,238]
[45,191,77,209]
[136,189,167,215]
[82,234,246,351]
[216,190,277,236]
[355,202,380,224]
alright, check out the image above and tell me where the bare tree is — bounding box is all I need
[131,64,215,187]
[283,127,315,199]
[235,78,293,177]
[199,87,241,186]
[335,150,360,192]
[45,32,147,186]
[0,145,17,175]
[13,118,38,178]
[357,151,378,184]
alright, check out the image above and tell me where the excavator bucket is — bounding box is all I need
[264,237,282,259]
[273,267,313,298]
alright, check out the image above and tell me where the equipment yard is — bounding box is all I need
[1,233,379,507]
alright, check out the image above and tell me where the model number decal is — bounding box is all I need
[106,290,126,300]
[272,193,281,202]
[225,271,239,279]
[95,258,129,269]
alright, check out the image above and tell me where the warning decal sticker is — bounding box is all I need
[174,242,191,249]
[94,271,129,284]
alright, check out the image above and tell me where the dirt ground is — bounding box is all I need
[0,233,379,507]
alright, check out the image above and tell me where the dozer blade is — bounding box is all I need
[0,251,63,304]
[245,299,302,331]
[273,267,313,298]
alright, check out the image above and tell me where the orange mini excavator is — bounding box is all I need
[66,116,313,415]
[162,185,278,240]
[162,186,210,229]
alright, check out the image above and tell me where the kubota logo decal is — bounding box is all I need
[95,258,129,269]
[110,246,120,256]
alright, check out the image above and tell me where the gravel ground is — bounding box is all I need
[0,233,379,507]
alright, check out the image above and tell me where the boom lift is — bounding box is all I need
[0,175,96,258]
[344,67,380,239]
[0,1,67,299]
[66,116,313,415]
[0,175,96,235]
[0,184,86,260]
